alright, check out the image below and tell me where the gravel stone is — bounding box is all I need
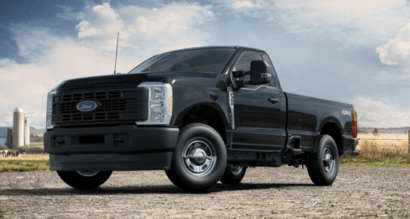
[0,166,409,218]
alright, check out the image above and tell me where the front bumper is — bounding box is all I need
[44,125,179,171]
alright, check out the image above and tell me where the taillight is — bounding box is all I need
[352,110,357,138]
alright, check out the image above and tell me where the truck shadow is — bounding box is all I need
[0,183,315,196]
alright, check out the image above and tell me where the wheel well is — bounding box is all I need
[179,105,227,144]
[320,123,343,156]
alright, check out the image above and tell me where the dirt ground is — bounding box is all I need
[0,166,409,218]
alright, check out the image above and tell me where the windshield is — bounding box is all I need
[128,48,236,74]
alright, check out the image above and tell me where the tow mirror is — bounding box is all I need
[235,80,247,88]
[231,71,247,88]
[232,71,245,77]
[249,60,271,85]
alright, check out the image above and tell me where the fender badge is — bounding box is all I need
[341,110,351,116]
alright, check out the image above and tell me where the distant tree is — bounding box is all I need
[30,133,44,142]
[372,128,379,136]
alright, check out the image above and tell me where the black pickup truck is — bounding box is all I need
[44,46,359,192]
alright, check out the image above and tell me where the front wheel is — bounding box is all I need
[220,166,247,185]
[57,171,112,189]
[306,134,339,186]
[165,123,227,192]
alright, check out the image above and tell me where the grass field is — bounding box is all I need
[341,133,410,167]
[0,154,50,172]
[356,133,408,153]
[0,154,49,161]
[0,160,49,172]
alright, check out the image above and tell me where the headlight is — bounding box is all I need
[46,90,56,130]
[137,83,173,125]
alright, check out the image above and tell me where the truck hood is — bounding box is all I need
[56,72,218,92]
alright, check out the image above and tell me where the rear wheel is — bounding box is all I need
[165,123,227,192]
[306,134,339,185]
[220,166,247,185]
[57,171,112,189]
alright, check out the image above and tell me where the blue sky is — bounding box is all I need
[0,0,410,128]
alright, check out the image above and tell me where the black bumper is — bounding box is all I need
[352,139,360,156]
[342,138,360,157]
[44,125,179,171]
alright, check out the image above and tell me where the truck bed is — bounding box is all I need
[285,92,355,154]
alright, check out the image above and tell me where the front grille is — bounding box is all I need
[59,99,126,114]
[52,89,148,125]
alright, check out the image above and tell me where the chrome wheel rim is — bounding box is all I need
[77,171,100,177]
[229,166,243,175]
[322,147,336,175]
[182,139,217,177]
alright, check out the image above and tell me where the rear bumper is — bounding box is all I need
[351,139,360,156]
[342,138,360,157]
[351,139,360,157]
[44,125,179,171]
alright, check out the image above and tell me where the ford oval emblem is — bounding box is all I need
[77,101,98,112]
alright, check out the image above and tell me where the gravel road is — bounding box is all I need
[1,166,409,218]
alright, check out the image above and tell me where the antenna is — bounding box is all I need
[114,32,119,74]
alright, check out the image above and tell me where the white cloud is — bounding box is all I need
[0,32,115,128]
[233,1,261,9]
[275,0,410,44]
[211,0,268,18]
[376,23,410,79]
[0,114,13,127]
[352,97,410,127]
[76,2,214,53]
[0,2,215,128]
[56,5,81,21]
[281,0,405,19]
[75,3,126,52]
[377,23,410,66]
[10,26,56,59]
[218,0,410,45]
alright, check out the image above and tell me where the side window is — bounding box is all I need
[233,53,262,72]
[262,54,276,87]
[233,53,265,88]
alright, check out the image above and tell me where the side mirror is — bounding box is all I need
[232,71,245,77]
[235,79,248,88]
[231,71,248,88]
[249,60,271,85]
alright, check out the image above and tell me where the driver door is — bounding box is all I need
[230,52,287,152]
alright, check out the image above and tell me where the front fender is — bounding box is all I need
[170,86,230,130]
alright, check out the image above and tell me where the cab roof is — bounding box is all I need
[163,46,266,54]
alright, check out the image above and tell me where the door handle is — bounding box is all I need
[268,97,279,103]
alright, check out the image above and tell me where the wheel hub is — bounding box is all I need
[182,139,217,177]
[189,148,207,165]
[322,147,335,174]
[77,171,99,177]
[229,166,243,175]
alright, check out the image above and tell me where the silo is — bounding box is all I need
[12,108,24,149]
[6,128,13,149]
[24,117,30,147]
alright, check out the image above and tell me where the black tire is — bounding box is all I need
[165,123,227,192]
[57,171,112,189]
[220,166,247,185]
[306,134,339,186]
